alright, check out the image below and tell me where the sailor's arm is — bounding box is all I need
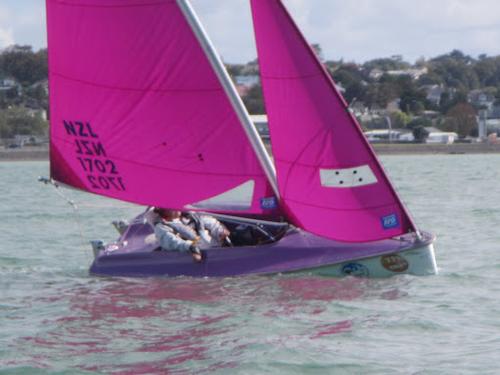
[154,223,193,252]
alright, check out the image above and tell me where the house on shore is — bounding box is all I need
[250,114,269,140]
[364,127,458,144]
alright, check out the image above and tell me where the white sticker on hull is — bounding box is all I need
[320,165,377,188]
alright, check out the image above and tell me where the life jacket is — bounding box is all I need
[160,218,198,241]
[183,212,204,233]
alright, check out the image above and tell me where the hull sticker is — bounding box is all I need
[381,254,409,273]
[342,263,370,277]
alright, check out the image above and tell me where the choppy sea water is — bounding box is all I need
[1,155,499,374]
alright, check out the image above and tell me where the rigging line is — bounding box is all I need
[38,177,91,263]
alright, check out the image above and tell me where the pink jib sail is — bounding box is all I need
[46,0,277,214]
[250,0,417,241]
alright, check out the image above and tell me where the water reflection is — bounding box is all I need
[9,274,408,373]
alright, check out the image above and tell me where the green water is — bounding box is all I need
[0,156,499,374]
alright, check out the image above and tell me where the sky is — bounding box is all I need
[1,0,500,64]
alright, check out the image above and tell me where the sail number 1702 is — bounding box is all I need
[77,157,125,190]
[87,175,126,191]
[77,157,118,174]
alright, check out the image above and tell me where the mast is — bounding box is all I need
[177,0,280,200]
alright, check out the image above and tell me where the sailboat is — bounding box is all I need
[45,0,437,278]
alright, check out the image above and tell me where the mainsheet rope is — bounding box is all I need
[38,177,91,263]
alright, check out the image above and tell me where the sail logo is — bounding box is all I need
[381,214,399,230]
[260,197,278,210]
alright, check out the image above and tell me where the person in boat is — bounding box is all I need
[152,208,230,262]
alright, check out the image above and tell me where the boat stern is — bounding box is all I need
[313,231,438,278]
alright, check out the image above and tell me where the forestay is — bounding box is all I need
[250,0,417,241]
[46,0,277,214]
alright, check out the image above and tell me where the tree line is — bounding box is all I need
[2,44,499,140]
[239,49,499,139]
[0,45,48,140]
[328,50,500,113]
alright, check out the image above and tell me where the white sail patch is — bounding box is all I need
[320,165,377,188]
[185,180,255,211]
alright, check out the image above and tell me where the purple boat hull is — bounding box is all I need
[89,223,436,278]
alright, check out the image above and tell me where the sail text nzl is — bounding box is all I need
[63,120,99,138]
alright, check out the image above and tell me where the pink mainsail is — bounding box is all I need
[250,0,417,241]
[46,0,277,214]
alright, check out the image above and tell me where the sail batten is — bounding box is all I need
[51,0,175,8]
[52,72,223,93]
[51,132,269,178]
[47,0,278,215]
[251,0,417,241]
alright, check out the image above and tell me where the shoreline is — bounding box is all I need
[0,147,49,161]
[2,143,500,161]
[371,142,500,155]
